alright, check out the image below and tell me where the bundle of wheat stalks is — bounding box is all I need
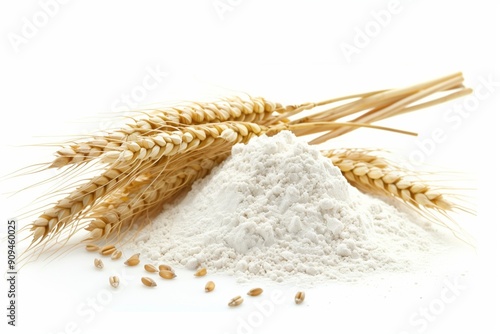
[19,72,472,260]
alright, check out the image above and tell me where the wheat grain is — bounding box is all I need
[194,268,207,277]
[228,296,243,307]
[158,264,173,272]
[141,277,157,287]
[109,276,119,288]
[247,288,263,296]
[144,264,158,273]
[100,244,116,256]
[205,281,215,292]
[159,270,176,279]
[94,258,103,269]
[295,291,305,304]
[111,250,122,260]
[124,253,140,266]
[85,244,100,252]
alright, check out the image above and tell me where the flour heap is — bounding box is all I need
[130,131,443,283]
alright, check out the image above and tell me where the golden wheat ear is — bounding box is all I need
[48,96,282,169]
[322,148,475,241]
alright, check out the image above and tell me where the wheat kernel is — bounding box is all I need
[124,253,140,266]
[205,281,215,292]
[111,250,122,260]
[247,288,263,296]
[159,270,176,279]
[295,291,305,304]
[141,277,157,287]
[194,267,207,277]
[159,264,173,272]
[144,264,158,273]
[228,296,243,307]
[94,258,104,269]
[109,276,119,288]
[100,244,116,256]
[85,244,100,252]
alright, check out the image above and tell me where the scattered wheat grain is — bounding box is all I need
[144,264,158,273]
[124,253,140,266]
[295,291,305,304]
[94,258,103,269]
[109,276,119,288]
[205,281,215,292]
[247,288,263,296]
[141,277,157,287]
[159,270,176,279]
[194,267,207,277]
[228,296,243,307]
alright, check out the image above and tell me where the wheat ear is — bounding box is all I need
[322,149,452,211]
[49,97,282,168]
[85,154,228,243]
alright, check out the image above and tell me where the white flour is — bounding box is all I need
[129,131,445,284]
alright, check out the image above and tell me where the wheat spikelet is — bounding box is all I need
[322,149,453,211]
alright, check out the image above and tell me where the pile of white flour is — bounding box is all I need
[129,131,445,283]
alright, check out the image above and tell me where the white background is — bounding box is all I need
[0,0,499,333]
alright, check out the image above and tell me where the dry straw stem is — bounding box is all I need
[289,72,470,144]
[19,73,472,256]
